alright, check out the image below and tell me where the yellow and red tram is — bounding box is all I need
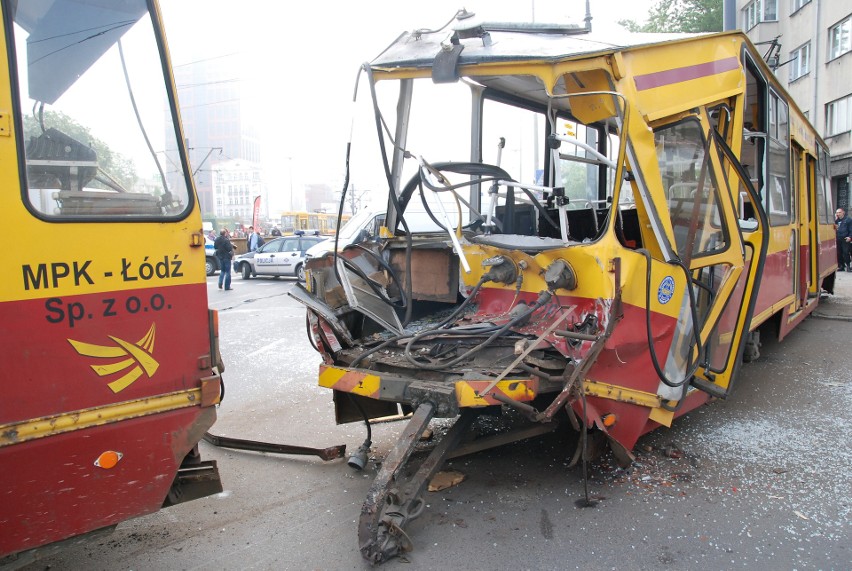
[1,0,222,560]
[297,13,836,563]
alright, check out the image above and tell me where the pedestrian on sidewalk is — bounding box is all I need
[835,208,852,272]
[214,228,234,290]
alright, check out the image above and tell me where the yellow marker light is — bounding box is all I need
[601,413,617,428]
[94,450,123,469]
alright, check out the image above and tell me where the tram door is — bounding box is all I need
[652,108,763,396]
[792,144,810,307]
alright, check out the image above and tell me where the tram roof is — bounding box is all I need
[371,17,705,71]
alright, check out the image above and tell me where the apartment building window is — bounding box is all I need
[789,43,810,80]
[792,0,810,13]
[744,0,778,30]
[826,95,852,136]
[830,16,851,60]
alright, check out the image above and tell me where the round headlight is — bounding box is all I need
[544,259,577,291]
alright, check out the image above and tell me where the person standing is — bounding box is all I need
[270,226,282,237]
[247,226,265,252]
[214,228,234,290]
[836,208,852,272]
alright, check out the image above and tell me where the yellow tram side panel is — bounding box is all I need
[614,33,745,125]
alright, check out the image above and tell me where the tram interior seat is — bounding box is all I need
[537,206,600,242]
[495,203,537,236]
[538,208,642,249]
[617,208,642,249]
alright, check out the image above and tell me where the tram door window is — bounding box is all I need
[705,152,759,376]
[653,116,746,390]
[816,149,832,224]
[654,119,727,266]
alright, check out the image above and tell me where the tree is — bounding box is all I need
[619,0,722,33]
[21,109,138,191]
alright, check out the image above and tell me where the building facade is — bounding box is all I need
[171,55,261,216]
[211,159,264,224]
[735,0,852,210]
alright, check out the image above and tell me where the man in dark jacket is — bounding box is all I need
[214,228,234,290]
[836,208,852,271]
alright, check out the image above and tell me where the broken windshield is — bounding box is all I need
[362,74,629,248]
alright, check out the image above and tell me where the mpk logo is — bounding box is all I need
[68,323,159,393]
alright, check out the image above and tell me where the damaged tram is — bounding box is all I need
[292,11,836,563]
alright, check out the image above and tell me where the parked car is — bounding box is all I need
[205,236,220,276]
[233,232,324,281]
[304,210,385,260]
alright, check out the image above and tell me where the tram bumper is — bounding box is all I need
[318,364,541,422]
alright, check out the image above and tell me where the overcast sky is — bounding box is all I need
[159,0,657,211]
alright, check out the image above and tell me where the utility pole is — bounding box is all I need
[287,157,294,211]
[349,183,358,214]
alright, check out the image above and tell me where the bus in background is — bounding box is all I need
[1,0,222,562]
[280,210,351,235]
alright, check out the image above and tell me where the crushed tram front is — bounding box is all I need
[292,11,832,564]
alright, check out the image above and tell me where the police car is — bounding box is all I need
[205,236,220,275]
[233,231,323,281]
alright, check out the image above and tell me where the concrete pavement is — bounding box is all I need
[814,268,852,320]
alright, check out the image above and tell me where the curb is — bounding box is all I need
[811,312,852,322]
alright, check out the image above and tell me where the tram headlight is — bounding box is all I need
[544,259,577,291]
[482,255,518,285]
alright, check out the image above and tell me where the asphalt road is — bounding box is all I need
[19,272,852,571]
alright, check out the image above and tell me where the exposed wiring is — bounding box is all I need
[353,243,407,306]
[338,255,406,308]
[413,9,469,36]
[363,63,414,326]
[348,393,372,447]
[348,275,486,369]
[332,67,362,310]
[403,291,553,370]
[638,249,703,389]
[305,313,319,352]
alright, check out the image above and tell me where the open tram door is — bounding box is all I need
[634,103,768,404]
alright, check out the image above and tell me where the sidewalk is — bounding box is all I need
[813,269,852,320]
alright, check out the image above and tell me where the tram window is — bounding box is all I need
[767,93,791,226]
[11,0,191,220]
[816,149,833,224]
[654,119,727,263]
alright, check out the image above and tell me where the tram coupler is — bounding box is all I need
[202,432,346,461]
[359,404,478,564]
